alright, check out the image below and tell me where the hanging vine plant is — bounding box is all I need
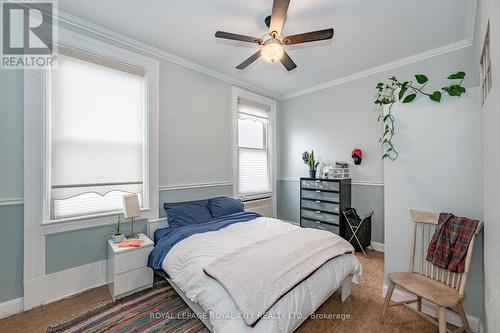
[374,71,467,160]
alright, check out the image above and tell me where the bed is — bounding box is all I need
[148,197,362,333]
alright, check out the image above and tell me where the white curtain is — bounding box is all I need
[237,98,271,196]
[50,52,145,218]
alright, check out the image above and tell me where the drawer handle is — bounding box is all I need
[315,221,321,224]
[315,200,321,203]
[315,210,321,214]
[315,180,320,183]
[315,190,321,193]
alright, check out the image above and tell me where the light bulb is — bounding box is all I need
[261,39,284,64]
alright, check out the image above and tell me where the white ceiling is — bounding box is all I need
[58,0,470,97]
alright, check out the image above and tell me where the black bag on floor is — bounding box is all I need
[343,208,372,252]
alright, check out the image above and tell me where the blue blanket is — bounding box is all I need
[148,211,261,270]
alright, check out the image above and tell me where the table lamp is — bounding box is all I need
[122,193,140,238]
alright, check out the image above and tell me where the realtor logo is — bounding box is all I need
[1,0,57,68]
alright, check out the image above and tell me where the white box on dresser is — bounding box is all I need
[107,233,154,301]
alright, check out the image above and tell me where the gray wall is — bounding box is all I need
[0,20,245,304]
[384,89,483,319]
[0,205,24,303]
[475,0,500,330]
[276,45,483,319]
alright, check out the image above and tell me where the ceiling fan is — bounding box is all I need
[214,0,334,71]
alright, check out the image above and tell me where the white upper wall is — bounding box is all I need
[277,46,475,183]
[158,60,233,187]
[474,0,500,330]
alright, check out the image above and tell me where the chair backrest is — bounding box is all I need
[409,210,482,295]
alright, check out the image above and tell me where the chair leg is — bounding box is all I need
[456,302,471,333]
[417,296,422,312]
[438,306,447,333]
[380,281,395,323]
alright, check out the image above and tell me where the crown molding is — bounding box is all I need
[281,39,472,100]
[35,5,282,100]
[27,0,476,102]
[282,0,476,100]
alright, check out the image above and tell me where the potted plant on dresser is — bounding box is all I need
[109,214,125,243]
[302,150,320,178]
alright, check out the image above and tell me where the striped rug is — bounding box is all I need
[46,281,208,333]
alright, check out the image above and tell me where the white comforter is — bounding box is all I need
[163,217,362,333]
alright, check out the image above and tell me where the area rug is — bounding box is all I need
[46,281,208,333]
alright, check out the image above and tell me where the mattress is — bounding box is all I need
[162,217,362,333]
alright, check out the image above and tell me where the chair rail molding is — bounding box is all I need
[0,198,24,206]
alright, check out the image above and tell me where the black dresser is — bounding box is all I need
[299,178,351,238]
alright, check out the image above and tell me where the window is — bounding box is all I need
[480,21,492,105]
[49,49,145,219]
[236,97,272,197]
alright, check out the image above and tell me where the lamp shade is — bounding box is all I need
[122,194,140,218]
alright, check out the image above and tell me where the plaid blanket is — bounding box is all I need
[426,213,479,273]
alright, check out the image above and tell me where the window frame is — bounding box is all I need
[232,87,276,214]
[25,28,159,231]
[48,50,147,221]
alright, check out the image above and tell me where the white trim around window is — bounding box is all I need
[23,28,159,310]
[231,87,277,217]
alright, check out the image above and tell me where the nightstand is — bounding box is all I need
[107,233,154,301]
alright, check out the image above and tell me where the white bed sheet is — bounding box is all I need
[163,217,362,333]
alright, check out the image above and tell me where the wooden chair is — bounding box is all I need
[380,210,482,333]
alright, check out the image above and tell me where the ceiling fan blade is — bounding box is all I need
[283,28,334,45]
[280,50,297,71]
[215,31,262,44]
[236,50,262,70]
[269,0,290,36]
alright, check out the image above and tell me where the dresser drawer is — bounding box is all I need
[301,179,339,191]
[114,246,153,275]
[301,219,340,234]
[301,189,339,202]
[301,199,339,213]
[301,209,339,224]
[114,267,153,296]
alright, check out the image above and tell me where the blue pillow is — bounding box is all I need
[208,197,244,218]
[166,204,212,228]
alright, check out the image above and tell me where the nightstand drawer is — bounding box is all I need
[301,179,339,191]
[114,267,153,296]
[301,209,339,224]
[301,199,339,213]
[114,246,153,274]
[301,219,340,234]
[301,189,339,202]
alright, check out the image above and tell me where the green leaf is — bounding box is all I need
[415,74,428,84]
[402,93,417,103]
[429,91,442,102]
[376,82,384,89]
[389,76,397,82]
[398,82,409,100]
[447,71,466,80]
[382,153,389,160]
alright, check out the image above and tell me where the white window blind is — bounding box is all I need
[237,98,271,196]
[50,51,145,219]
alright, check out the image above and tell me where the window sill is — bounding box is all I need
[42,207,151,235]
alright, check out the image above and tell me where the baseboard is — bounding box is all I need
[382,284,481,332]
[24,260,107,310]
[0,297,24,319]
[371,241,385,252]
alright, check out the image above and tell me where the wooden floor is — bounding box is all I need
[0,251,442,333]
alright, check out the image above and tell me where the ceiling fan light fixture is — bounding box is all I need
[261,38,284,64]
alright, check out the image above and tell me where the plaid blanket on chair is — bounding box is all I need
[426,213,480,273]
